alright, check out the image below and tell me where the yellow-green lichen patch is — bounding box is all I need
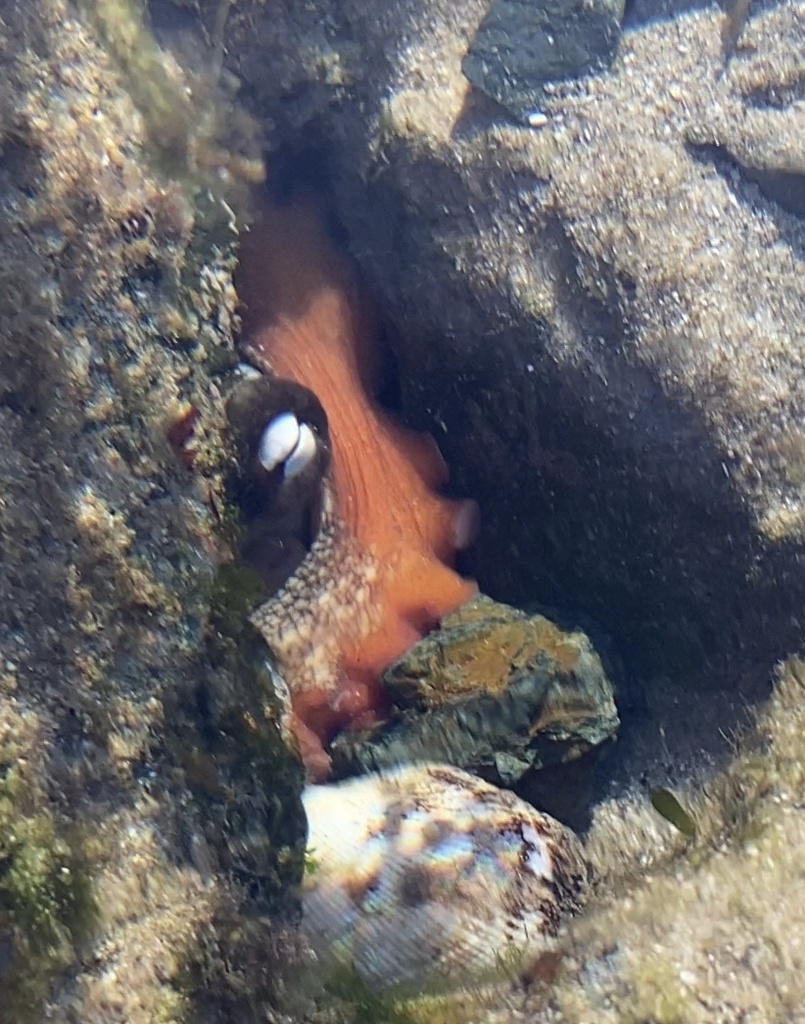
[332,595,618,787]
[0,714,98,1021]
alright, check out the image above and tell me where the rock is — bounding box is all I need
[331,595,618,786]
[686,100,805,217]
[0,4,305,1021]
[138,0,805,1017]
[462,0,626,122]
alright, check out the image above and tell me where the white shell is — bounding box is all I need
[258,413,318,478]
[283,422,317,479]
[235,361,263,380]
[258,412,301,472]
[301,763,588,994]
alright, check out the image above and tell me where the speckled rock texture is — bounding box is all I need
[218,0,805,702]
[0,3,310,1021]
[331,594,618,786]
[489,658,805,1023]
[462,0,626,121]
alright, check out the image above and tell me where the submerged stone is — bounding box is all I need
[462,0,625,122]
[331,595,619,787]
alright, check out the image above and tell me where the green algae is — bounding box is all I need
[180,559,306,912]
[80,0,264,191]
[649,787,697,838]
[207,561,268,636]
[324,966,424,1024]
[0,756,98,1020]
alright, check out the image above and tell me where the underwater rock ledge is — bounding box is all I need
[219,0,805,695]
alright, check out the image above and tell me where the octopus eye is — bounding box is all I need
[258,412,318,479]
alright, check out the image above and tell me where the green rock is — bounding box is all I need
[331,595,619,787]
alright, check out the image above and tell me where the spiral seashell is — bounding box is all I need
[301,762,589,994]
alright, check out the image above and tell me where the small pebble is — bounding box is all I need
[527,111,549,128]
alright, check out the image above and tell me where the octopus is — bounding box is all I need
[230,192,477,779]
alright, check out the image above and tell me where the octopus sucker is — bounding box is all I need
[301,763,589,994]
[234,191,477,778]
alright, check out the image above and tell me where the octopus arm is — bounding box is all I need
[238,192,476,777]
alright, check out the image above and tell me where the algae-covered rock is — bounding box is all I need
[331,595,618,786]
[507,656,805,1021]
[170,0,805,1017]
[0,2,308,1021]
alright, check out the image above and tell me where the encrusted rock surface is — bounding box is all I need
[331,594,618,786]
[0,3,309,1021]
[463,0,626,121]
[221,0,805,699]
[493,658,805,1023]
[5,0,804,1019]
[178,0,805,1019]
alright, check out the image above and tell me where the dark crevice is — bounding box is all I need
[742,76,805,111]
[687,139,805,223]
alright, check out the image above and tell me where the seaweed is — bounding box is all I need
[80,0,265,191]
[0,755,98,1021]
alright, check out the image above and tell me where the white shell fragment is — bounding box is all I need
[259,412,300,471]
[301,763,588,994]
[234,361,263,380]
[258,412,317,478]
[283,423,317,479]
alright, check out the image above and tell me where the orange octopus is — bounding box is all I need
[234,194,477,779]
